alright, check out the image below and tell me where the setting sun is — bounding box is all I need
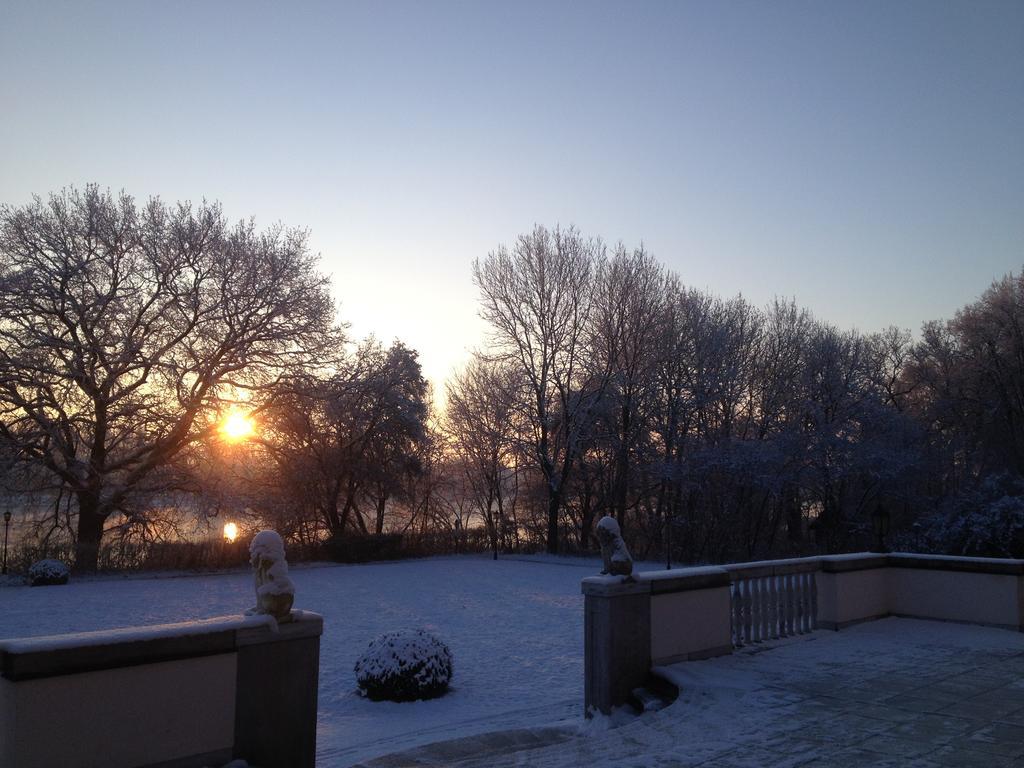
[221,410,255,442]
[223,522,239,542]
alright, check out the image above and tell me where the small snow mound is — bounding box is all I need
[27,559,69,587]
[355,629,453,702]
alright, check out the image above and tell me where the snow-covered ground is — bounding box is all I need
[6,558,1024,768]
[378,618,1024,768]
[0,554,651,767]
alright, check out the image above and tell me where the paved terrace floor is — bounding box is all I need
[360,618,1024,768]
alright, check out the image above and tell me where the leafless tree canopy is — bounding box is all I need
[0,186,338,569]
[463,226,1024,561]
[473,225,604,553]
[444,356,524,558]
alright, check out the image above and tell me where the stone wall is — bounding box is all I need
[583,553,1024,715]
[0,612,323,768]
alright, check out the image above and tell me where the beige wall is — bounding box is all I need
[818,567,1024,630]
[0,653,236,768]
[890,569,1023,628]
[816,568,888,629]
[650,587,732,664]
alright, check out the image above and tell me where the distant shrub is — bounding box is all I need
[28,558,70,586]
[324,533,405,563]
[920,472,1024,558]
[354,629,453,702]
[323,530,494,563]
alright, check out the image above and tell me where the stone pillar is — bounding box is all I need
[582,577,651,716]
[234,613,323,768]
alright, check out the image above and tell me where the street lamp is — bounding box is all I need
[871,504,891,553]
[2,510,11,575]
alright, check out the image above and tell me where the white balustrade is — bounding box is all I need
[728,563,818,647]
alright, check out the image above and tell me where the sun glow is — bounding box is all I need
[223,522,239,542]
[221,410,255,442]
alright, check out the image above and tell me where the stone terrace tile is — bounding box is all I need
[936,697,1024,721]
[854,733,940,759]
[802,748,942,768]
[705,746,820,768]
[885,712,978,744]
[408,618,1024,768]
[950,721,1024,758]
[999,709,1024,727]
[924,744,1019,767]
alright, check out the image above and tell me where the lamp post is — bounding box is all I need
[2,510,11,575]
[871,504,891,553]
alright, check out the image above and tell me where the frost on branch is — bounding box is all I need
[355,629,453,702]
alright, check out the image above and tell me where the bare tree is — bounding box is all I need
[444,355,522,559]
[0,186,337,570]
[473,226,603,553]
[868,326,916,411]
[588,246,666,532]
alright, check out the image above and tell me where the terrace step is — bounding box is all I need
[630,672,679,713]
[630,687,666,712]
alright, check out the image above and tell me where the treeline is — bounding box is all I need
[246,225,1024,563]
[1,190,1021,571]
[446,226,1024,562]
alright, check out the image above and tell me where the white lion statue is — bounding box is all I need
[596,516,633,576]
[246,529,296,621]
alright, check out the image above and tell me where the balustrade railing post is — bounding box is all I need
[742,580,752,645]
[795,573,802,633]
[748,580,757,643]
[727,558,828,649]
[731,580,743,647]
[769,575,779,639]
[751,579,761,642]
[810,570,819,629]
[759,578,770,641]
[794,573,803,633]
[787,574,796,636]
[803,572,813,633]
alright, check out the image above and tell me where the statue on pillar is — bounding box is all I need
[596,516,633,577]
[246,529,295,621]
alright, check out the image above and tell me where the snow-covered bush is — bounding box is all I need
[354,629,453,702]
[919,472,1024,557]
[27,558,70,587]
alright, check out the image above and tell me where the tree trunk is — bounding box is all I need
[546,490,560,554]
[490,506,499,561]
[784,485,802,544]
[579,488,595,552]
[74,494,105,572]
[324,480,342,536]
[614,403,631,522]
[375,493,387,535]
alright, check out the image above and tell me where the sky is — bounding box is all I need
[2,0,1022,393]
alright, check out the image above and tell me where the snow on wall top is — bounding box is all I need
[0,614,275,653]
[887,551,1024,566]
